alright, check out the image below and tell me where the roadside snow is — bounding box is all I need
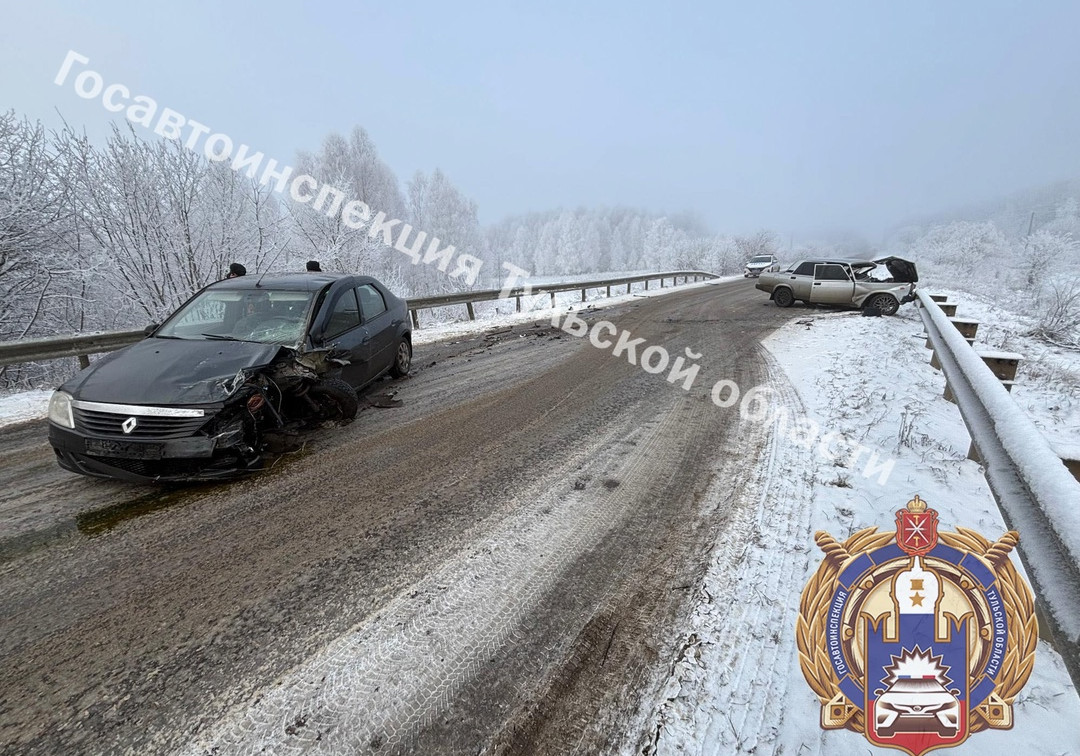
[0,390,52,427]
[411,276,737,344]
[641,305,1080,755]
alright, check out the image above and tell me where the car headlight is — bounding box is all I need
[48,390,75,428]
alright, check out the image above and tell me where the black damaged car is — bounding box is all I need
[47,273,412,482]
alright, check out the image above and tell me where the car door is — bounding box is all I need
[782,261,815,299]
[356,282,396,374]
[317,287,375,386]
[810,264,855,304]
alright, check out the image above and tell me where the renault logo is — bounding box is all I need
[121,417,138,434]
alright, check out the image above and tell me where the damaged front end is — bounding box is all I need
[49,346,357,483]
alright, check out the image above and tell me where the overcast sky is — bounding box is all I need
[4,1,1080,242]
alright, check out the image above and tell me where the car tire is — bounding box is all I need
[389,337,412,378]
[866,293,899,316]
[308,378,359,423]
[773,287,795,308]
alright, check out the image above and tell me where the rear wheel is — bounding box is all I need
[866,293,899,316]
[773,287,795,308]
[307,378,358,423]
[390,337,412,378]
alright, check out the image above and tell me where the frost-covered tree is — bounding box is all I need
[290,128,405,278]
[407,168,486,291]
[0,114,88,348]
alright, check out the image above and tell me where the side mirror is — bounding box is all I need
[143,323,159,336]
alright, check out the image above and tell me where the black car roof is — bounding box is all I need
[210,273,377,292]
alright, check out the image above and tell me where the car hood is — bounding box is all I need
[62,338,285,405]
[746,261,772,268]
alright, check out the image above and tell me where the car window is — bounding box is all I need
[793,262,816,276]
[324,289,361,338]
[814,264,850,281]
[357,283,387,321]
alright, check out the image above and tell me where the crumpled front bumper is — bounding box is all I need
[48,424,257,483]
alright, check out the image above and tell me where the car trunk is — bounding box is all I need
[875,257,919,283]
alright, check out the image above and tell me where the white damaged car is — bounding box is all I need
[755,256,918,315]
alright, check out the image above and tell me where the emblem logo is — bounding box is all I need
[797,495,1037,755]
[121,417,138,434]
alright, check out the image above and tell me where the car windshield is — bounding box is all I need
[749,256,773,264]
[155,288,318,345]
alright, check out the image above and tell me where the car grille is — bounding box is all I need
[73,406,214,439]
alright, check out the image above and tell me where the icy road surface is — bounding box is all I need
[1,279,796,755]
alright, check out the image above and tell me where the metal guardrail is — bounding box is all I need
[0,270,718,369]
[405,270,716,327]
[918,289,1080,687]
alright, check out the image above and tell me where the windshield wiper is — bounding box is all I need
[201,333,242,341]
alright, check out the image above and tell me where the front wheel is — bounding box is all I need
[389,337,412,378]
[773,287,795,308]
[307,378,359,423]
[866,293,899,316]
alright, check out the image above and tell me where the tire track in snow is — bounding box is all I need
[181,402,693,755]
[640,347,819,756]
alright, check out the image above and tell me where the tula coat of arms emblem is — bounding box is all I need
[797,495,1038,755]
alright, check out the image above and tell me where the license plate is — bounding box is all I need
[85,438,164,460]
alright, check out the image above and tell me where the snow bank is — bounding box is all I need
[0,390,51,427]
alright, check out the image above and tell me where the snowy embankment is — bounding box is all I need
[639,304,1080,755]
[0,390,52,427]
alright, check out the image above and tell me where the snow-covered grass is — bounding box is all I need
[643,304,1080,755]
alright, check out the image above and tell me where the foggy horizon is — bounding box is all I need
[4,2,1080,245]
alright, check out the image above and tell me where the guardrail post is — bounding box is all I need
[515,296,521,313]
[1064,458,1080,484]
[977,350,1023,392]
[949,317,979,346]
[940,303,958,317]
[660,277,665,288]
[550,292,556,308]
[944,380,956,404]
[581,288,586,302]
[930,294,949,303]
[645,280,649,291]
[466,302,475,321]
[606,285,611,297]
[410,309,420,329]
[78,355,90,369]
[626,283,631,294]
